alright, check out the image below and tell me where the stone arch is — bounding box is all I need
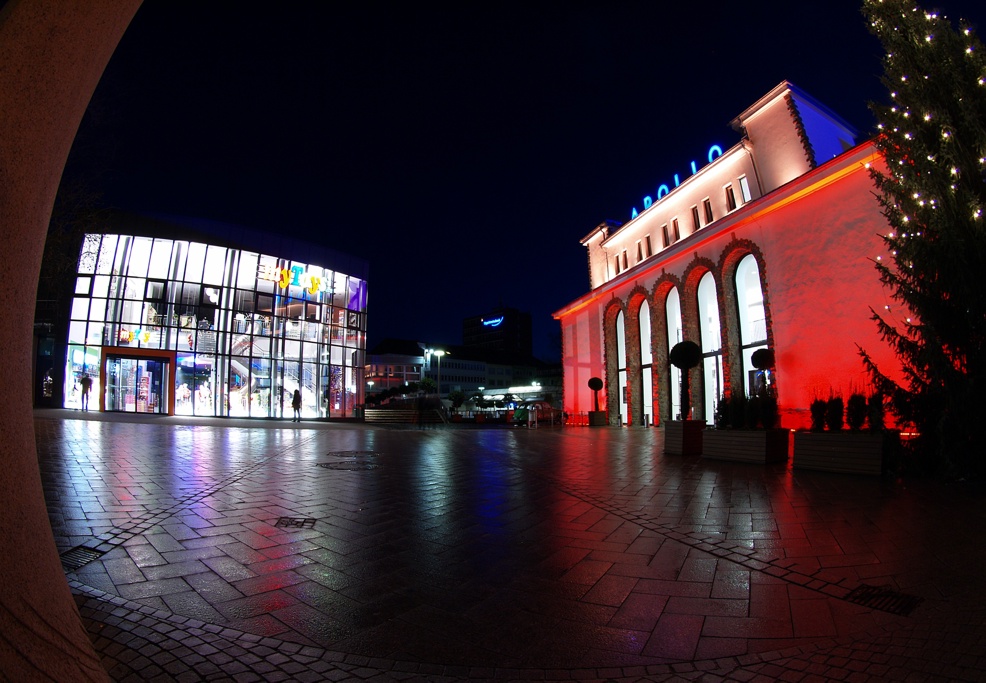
[602,297,626,426]
[718,238,777,399]
[680,256,718,421]
[651,273,681,425]
[625,285,650,426]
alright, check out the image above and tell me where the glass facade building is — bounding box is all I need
[65,231,367,419]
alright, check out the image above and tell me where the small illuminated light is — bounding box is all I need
[951,167,958,175]
[943,130,951,138]
[924,114,931,121]
[968,47,974,55]
[904,133,912,139]
[906,317,912,322]
[913,192,920,198]
[865,162,872,168]
[925,35,932,42]
[903,111,910,118]
[876,255,883,261]
[888,232,895,238]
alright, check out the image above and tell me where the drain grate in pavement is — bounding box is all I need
[317,461,379,471]
[846,584,923,616]
[326,450,378,458]
[275,517,316,529]
[60,546,106,572]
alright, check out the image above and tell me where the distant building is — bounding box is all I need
[554,81,904,428]
[42,212,368,419]
[462,307,532,356]
[366,338,560,406]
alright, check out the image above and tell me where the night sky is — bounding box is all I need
[66,0,986,361]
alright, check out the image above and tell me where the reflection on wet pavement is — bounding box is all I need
[36,413,986,679]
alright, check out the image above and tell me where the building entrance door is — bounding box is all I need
[105,356,169,414]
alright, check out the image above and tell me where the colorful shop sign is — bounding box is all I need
[257,264,329,295]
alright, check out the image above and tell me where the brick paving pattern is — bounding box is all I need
[34,411,986,681]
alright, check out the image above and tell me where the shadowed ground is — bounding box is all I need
[36,410,986,681]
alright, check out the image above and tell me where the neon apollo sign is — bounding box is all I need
[630,144,724,219]
[482,316,505,328]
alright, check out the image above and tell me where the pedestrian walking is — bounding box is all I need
[292,389,302,422]
[79,372,93,411]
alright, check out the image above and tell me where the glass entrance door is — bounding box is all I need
[106,356,169,414]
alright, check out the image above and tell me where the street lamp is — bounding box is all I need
[424,348,447,397]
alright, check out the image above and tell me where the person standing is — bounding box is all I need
[79,372,93,411]
[291,389,302,422]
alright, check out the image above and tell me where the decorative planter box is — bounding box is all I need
[665,420,705,456]
[588,410,608,426]
[793,431,900,475]
[702,428,789,464]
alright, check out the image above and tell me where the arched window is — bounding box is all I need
[665,288,683,419]
[616,310,628,425]
[697,272,723,424]
[639,300,653,426]
[735,254,769,395]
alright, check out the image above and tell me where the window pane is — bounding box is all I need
[92,275,110,297]
[203,245,227,286]
[148,239,173,279]
[184,242,206,282]
[127,237,153,277]
[78,235,101,274]
[71,297,90,320]
[68,321,87,344]
[237,251,260,288]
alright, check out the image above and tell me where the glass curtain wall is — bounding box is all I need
[67,233,367,419]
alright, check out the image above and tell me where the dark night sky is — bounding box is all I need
[67,0,986,361]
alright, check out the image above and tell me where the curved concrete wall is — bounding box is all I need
[0,1,140,679]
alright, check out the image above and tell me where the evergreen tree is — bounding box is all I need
[859,0,986,478]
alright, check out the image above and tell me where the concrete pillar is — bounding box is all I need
[0,1,140,680]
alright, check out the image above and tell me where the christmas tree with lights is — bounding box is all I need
[860,0,986,478]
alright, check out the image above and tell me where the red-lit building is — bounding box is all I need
[553,81,903,428]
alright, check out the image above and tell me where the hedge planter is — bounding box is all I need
[665,420,705,456]
[793,431,900,475]
[702,428,789,464]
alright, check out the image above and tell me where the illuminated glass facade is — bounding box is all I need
[65,232,367,419]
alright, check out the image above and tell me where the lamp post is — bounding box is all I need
[425,348,447,397]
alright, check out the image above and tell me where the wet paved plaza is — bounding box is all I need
[35,411,986,681]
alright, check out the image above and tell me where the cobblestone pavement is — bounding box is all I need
[34,410,986,681]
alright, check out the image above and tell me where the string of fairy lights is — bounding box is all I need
[863,0,986,331]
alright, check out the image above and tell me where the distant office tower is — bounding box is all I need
[462,307,532,356]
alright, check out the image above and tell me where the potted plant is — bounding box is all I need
[664,341,704,455]
[702,348,789,464]
[793,391,899,475]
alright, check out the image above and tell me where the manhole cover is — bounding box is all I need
[61,546,106,572]
[846,584,923,616]
[318,461,379,471]
[275,517,316,529]
[326,450,378,458]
